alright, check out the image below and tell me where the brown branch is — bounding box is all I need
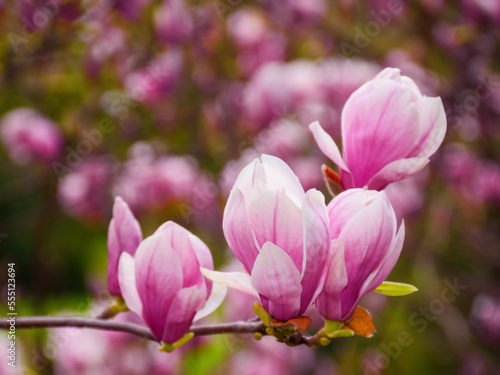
[0,316,266,343]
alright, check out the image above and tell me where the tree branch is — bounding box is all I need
[0,316,266,343]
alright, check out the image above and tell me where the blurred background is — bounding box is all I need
[0,0,500,374]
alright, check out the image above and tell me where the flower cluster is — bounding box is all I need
[111,68,446,346]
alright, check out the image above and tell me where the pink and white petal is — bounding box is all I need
[134,234,183,340]
[309,121,350,173]
[247,188,304,271]
[261,154,305,204]
[339,198,396,311]
[409,97,447,159]
[375,67,402,81]
[300,189,330,312]
[154,221,203,289]
[233,158,260,200]
[341,80,420,187]
[328,189,376,238]
[223,187,260,272]
[189,233,215,295]
[162,286,205,344]
[366,157,429,191]
[193,282,228,322]
[107,197,143,296]
[251,242,302,321]
[315,239,348,321]
[200,268,260,299]
[361,221,405,296]
[118,252,142,318]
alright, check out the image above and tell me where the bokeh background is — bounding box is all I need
[1,0,500,374]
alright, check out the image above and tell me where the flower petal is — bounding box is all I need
[309,121,350,173]
[154,221,203,289]
[261,154,305,204]
[341,79,420,187]
[118,252,142,317]
[251,242,302,321]
[328,189,378,238]
[193,282,228,322]
[299,189,330,313]
[200,268,260,299]
[410,96,447,158]
[339,195,396,318]
[135,233,183,340]
[223,187,260,272]
[247,188,304,272]
[315,239,348,321]
[163,286,205,344]
[107,196,143,296]
[366,157,429,191]
[361,221,405,296]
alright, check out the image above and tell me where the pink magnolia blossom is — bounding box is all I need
[1,108,64,165]
[203,155,330,321]
[107,197,143,297]
[310,68,447,191]
[155,0,193,44]
[315,189,405,322]
[118,221,225,344]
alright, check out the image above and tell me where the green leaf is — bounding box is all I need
[374,281,418,296]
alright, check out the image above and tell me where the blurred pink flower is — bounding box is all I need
[310,67,447,190]
[262,0,327,27]
[470,294,500,345]
[124,50,183,106]
[227,10,286,76]
[226,335,315,375]
[155,0,193,44]
[204,155,330,321]
[113,145,215,216]
[118,221,225,343]
[442,143,500,205]
[1,108,64,165]
[57,157,112,220]
[316,189,404,322]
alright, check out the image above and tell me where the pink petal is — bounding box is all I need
[118,252,142,317]
[315,239,348,321]
[361,221,405,295]
[154,221,204,289]
[309,121,350,173]
[163,286,205,344]
[366,157,429,191]
[261,154,305,204]
[409,96,447,159]
[341,79,420,187]
[339,195,396,316]
[193,282,227,322]
[107,196,143,296]
[223,187,260,272]
[200,268,260,299]
[251,242,302,321]
[247,188,304,272]
[134,233,183,340]
[189,233,215,296]
[299,189,330,313]
[328,189,378,238]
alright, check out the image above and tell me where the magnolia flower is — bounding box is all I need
[315,189,405,322]
[107,197,143,296]
[202,155,330,321]
[0,108,64,165]
[118,221,226,344]
[310,67,447,191]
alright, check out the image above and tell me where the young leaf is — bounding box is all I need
[374,281,418,296]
